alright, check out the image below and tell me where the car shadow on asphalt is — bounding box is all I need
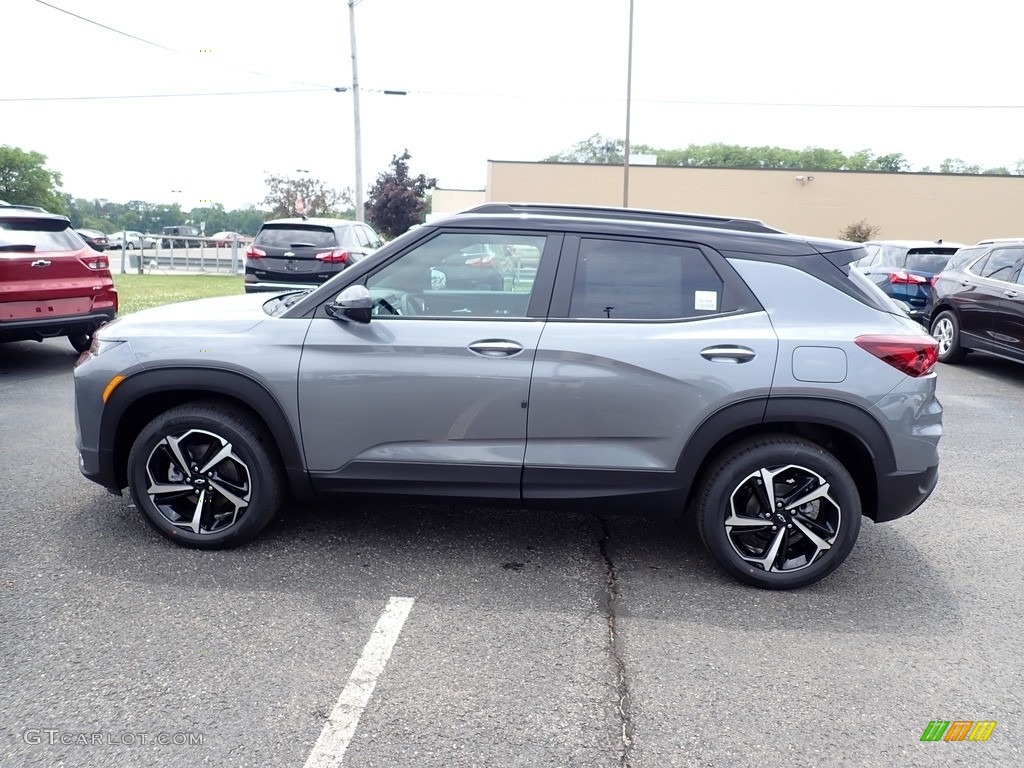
[59,492,961,638]
[939,352,1024,387]
[0,339,81,377]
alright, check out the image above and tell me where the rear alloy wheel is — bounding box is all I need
[930,310,967,363]
[68,334,92,353]
[127,402,284,549]
[697,436,861,589]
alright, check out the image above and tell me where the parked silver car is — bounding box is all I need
[73,203,942,589]
[108,231,157,250]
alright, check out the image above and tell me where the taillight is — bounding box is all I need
[81,254,109,270]
[929,275,940,287]
[465,255,495,267]
[855,335,938,377]
[245,245,266,259]
[316,250,350,264]
[889,270,926,285]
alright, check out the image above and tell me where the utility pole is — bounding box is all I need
[348,0,364,222]
[623,0,635,208]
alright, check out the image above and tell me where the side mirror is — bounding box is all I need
[430,268,447,290]
[326,284,372,324]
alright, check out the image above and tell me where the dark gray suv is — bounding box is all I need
[243,217,383,293]
[73,203,942,589]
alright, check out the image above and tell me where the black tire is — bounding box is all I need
[126,402,285,549]
[930,310,968,364]
[696,435,861,590]
[68,334,92,353]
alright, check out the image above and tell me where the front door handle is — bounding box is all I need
[701,345,756,363]
[1004,290,1019,298]
[468,339,523,357]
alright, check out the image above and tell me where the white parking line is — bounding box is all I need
[303,596,416,768]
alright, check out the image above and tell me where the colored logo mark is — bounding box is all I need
[921,720,997,742]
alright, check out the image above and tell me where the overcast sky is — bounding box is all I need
[3,0,1022,210]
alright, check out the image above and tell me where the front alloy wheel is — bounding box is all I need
[697,436,861,589]
[145,429,252,535]
[127,402,284,548]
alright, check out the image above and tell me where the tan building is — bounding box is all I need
[468,160,1024,245]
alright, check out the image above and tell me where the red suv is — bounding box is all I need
[0,206,117,352]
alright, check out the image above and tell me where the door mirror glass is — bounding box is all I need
[327,284,372,324]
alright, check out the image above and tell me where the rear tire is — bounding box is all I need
[930,310,968,363]
[696,436,861,590]
[126,402,285,549]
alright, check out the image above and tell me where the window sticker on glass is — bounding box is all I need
[695,290,718,312]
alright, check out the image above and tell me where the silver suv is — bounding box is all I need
[73,204,942,589]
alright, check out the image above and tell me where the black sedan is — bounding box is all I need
[76,228,110,252]
[929,242,1024,364]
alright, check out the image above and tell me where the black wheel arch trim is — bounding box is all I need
[674,395,896,503]
[99,367,312,498]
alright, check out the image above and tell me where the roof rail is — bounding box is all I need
[461,203,784,234]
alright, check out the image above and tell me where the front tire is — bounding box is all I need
[126,402,285,549]
[696,436,861,590]
[930,310,968,363]
[69,333,92,353]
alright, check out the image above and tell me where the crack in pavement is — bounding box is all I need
[595,514,634,768]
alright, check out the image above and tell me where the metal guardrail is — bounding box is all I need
[112,231,250,275]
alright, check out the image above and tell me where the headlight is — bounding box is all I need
[88,337,127,357]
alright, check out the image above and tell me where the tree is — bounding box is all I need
[939,158,982,174]
[839,219,881,242]
[542,139,921,173]
[0,146,67,213]
[364,150,437,239]
[543,133,627,164]
[262,174,352,219]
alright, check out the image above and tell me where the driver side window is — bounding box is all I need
[364,232,547,318]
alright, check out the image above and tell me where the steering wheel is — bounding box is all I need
[374,297,401,316]
[372,293,424,316]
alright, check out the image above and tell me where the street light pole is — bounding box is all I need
[623,0,635,208]
[348,0,364,222]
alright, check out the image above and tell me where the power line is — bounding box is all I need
[32,0,332,90]
[7,82,1024,111]
[0,88,333,102]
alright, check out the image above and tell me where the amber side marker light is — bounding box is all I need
[102,375,126,404]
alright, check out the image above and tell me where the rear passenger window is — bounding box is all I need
[980,248,1024,281]
[569,239,724,320]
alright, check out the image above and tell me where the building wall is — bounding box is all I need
[428,188,486,221]
[486,161,1024,244]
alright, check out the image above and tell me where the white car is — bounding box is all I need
[108,231,158,249]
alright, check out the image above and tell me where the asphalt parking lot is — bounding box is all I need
[1,338,1022,767]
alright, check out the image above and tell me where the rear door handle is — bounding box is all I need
[468,339,523,357]
[1005,290,1019,298]
[700,345,756,363]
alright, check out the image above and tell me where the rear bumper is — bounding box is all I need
[0,309,116,343]
[873,462,939,523]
